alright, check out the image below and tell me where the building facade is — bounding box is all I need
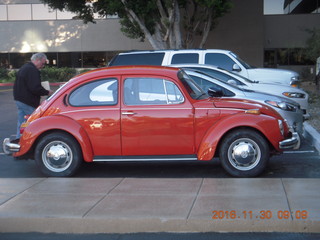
[0,0,319,75]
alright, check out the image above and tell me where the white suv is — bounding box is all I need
[109,49,300,87]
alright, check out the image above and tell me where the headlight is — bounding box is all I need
[282,92,305,98]
[265,100,296,112]
[291,76,299,81]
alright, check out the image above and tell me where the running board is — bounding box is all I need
[93,155,198,162]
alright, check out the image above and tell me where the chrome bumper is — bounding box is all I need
[279,132,300,150]
[2,138,20,155]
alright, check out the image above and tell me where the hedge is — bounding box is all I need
[0,67,92,83]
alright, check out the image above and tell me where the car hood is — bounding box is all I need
[241,89,298,105]
[247,68,298,84]
[240,82,304,92]
[211,98,281,119]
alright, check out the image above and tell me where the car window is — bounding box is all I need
[184,67,245,86]
[109,53,165,66]
[204,53,236,71]
[69,79,118,106]
[191,75,235,97]
[171,53,199,64]
[124,77,184,105]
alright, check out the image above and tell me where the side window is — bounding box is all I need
[191,76,235,97]
[69,79,118,106]
[124,78,184,105]
[204,53,236,71]
[171,53,199,64]
[109,53,165,66]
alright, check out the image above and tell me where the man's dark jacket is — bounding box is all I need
[13,62,49,108]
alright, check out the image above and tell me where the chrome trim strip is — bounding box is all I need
[93,157,198,162]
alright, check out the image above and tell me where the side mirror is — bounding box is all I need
[208,87,223,97]
[227,79,237,86]
[232,64,241,72]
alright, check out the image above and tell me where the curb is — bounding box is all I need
[0,83,13,87]
[303,122,320,154]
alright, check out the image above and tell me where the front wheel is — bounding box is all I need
[219,129,269,177]
[35,132,82,177]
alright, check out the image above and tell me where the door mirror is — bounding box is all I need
[227,79,237,86]
[208,87,223,97]
[232,64,241,72]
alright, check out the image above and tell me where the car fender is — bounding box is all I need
[197,113,283,161]
[15,115,93,162]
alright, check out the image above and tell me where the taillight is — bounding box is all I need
[20,122,28,135]
[19,115,31,135]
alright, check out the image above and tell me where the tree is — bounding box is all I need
[305,28,320,62]
[40,0,232,49]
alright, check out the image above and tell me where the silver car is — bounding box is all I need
[169,64,309,119]
[184,69,304,138]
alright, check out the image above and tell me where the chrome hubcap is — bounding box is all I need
[228,138,261,171]
[42,141,73,172]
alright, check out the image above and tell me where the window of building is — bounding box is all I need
[45,53,58,67]
[264,48,314,67]
[58,52,81,68]
[0,51,119,69]
[264,0,320,15]
[7,4,31,21]
[9,53,32,68]
[57,9,76,20]
[32,4,56,20]
[0,53,9,68]
[0,3,112,21]
[83,52,106,68]
[0,5,7,21]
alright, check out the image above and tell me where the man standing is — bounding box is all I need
[13,53,53,139]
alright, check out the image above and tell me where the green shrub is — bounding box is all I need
[0,68,8,79]
[41,67,77,82]
[7,70,17,82]
[0,68,16,83]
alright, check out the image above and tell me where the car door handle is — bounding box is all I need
[122,112,137,115]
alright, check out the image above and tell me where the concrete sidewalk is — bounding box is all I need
[0,177,319,233]
[0,123,319,234]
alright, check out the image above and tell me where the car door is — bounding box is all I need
[67,78,121,157]
[120,75,195,156]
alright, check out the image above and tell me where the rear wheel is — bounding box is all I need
[219,129,269,177]
[35,132,82,177]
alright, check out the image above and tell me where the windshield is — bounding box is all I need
[177,70,207,100]
[186,70,244,90]
[230,52,252,69]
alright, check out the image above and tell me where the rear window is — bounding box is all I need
[109,53,165,66]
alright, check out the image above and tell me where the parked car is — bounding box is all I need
[169,64,309,119]
[183,69,304,136]
[109,49,300,86]
[3,66,300,177]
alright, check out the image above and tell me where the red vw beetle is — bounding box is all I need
[3,66,299,177]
